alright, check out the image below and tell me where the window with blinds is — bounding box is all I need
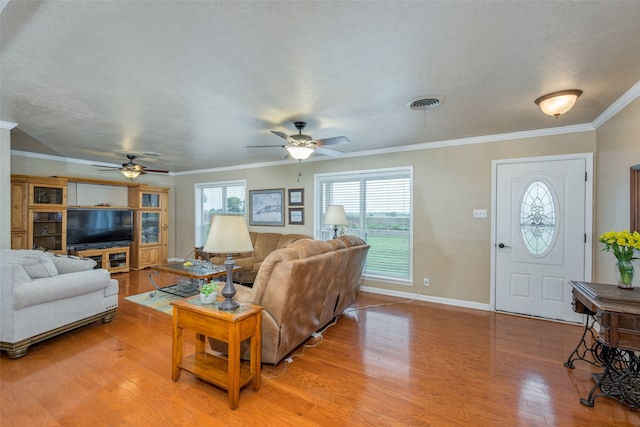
[194,180,246,246]
[315,167,413,282]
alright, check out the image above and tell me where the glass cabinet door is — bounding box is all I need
[31,210,65,251]
[31,185,65,206]
[141,212,160,244]
[141,193,160,208]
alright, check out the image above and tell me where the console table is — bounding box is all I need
[565,281,640,408]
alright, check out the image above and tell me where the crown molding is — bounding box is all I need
[333,123,595,160]
[592,79,640,129]
[0,121,18,130]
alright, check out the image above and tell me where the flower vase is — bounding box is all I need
[615,259,635,289]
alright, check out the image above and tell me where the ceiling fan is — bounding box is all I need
[248,121,350,160]
[95,155,169,180]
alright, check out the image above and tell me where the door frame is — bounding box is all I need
[489,153,594,313]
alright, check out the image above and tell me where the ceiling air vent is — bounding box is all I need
[407,97,442,110]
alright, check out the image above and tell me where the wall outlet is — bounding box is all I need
[473,209,487,218]
[423,278,429,286]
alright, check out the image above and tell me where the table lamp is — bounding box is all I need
[324,205,347,239]
[203,215,253,310]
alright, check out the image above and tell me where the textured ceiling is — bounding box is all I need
[2,1,640,172]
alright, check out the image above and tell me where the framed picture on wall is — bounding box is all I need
[289,207,304,225]
[249,188,285,226]
[288,188,304,206]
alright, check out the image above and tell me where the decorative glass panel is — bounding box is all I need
[520,180,556,256]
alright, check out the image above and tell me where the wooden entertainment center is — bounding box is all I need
[10,175,169,273]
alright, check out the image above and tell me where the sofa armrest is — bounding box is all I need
[14,269,113,310]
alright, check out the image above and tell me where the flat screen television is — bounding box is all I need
[67,209,133,248]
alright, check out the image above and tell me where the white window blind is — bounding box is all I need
[315,167,412,282]
[194,180,246,246]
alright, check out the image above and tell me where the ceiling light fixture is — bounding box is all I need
[287,146,314,160]
[121,169,142,180]
[534,89,583,118]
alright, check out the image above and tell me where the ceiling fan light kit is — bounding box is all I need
[94,154,169,180]
[534,89,583,117]
[121,169,142,180]
[287,145,315,160]
[247,120,350,160]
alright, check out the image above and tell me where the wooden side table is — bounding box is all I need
[171,297,262,409]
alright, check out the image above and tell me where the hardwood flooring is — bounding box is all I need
[1,270,638,426]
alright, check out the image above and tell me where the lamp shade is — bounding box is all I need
[287,146,314,160]
[203,215,253,254]
[324,205,347,225]
[534,89,582,117]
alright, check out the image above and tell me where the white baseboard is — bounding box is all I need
[360,286,491,312]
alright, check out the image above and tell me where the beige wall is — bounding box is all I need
[594,97,640,283]
[175,131,596,305]
[11,105,640,305]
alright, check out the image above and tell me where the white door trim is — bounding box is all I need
[489,152,593,312]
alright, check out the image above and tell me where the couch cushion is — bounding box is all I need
[0,249,58,279]
[252,233,281,259]
[45,252,97,274]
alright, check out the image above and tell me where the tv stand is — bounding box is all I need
[70,246,130,274]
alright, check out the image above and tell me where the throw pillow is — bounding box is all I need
[45,252,97,274]
[1,249,59,279]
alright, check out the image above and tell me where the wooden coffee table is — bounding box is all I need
[171,297,262,409]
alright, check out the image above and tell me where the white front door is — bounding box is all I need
[494,155,591,323]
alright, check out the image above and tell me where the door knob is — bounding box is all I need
[498,243,511,248]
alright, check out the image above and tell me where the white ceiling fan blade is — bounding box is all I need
[314,136,350,147]
[315,146,343,157]
[271,131,289,140]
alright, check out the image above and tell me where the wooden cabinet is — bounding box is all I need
[11,176,68,253]
[129,186,169,269]
[11,177,28,247]
[11,175,169,268]
[29,209,66,252]
[72,247,130,274]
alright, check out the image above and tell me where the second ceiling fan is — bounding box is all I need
[248,121,350,160]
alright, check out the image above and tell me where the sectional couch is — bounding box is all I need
[0,250,119,358]
[196,231,311,283]
[208,235,370,364]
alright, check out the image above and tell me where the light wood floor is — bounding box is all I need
[2,270,638,426]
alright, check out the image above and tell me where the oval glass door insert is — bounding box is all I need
[520,180,557,256]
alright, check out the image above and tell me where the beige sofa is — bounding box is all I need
[196,231,311,283]
[0,250,118,358]
[209,235,370,364]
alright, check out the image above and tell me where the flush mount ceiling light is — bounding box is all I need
[534,89,583,118]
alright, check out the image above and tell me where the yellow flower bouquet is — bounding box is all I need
[599,230,640,287]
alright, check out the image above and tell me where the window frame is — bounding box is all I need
[194,180,247,247]
[314,167,413,284]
